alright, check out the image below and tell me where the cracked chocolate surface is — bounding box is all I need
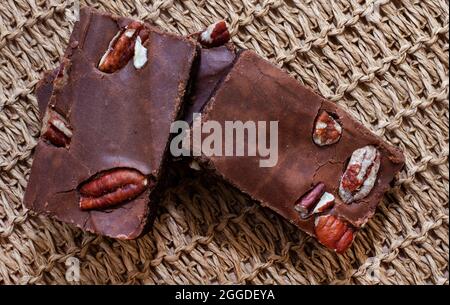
[197,50,404,236]
[24,7,197,239]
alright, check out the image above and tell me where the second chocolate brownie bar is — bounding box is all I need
[24,7,197,239]
[193,50,404,253]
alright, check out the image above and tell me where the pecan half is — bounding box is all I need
[312,192,335,214]
[313,111,342,146]
[79,168,150,210]
[294,183,336,217]
[314,214,354,254]
[294,183,326,214]
[339,145,381,203]
[198,20,230,48]
[98,21,149,73]
[41,110,72,147]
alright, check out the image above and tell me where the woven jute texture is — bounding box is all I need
[0,0,448,285]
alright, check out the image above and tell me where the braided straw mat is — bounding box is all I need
[0,0,448,285]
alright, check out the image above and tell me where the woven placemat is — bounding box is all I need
[0,0,448,284]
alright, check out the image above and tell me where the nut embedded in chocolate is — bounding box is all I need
[79,168,150,210]
[314,214,354,253]
[41,110,72,147]
[198,20,231,48]
[133,36,147,69]
[313,111,342,146]
[98,21,149,73]
[294,183,335,217]
[294,182,326,215]
[339,145,381,203]
[312,192,335,214]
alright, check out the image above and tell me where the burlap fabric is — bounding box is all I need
[0,0,448,284]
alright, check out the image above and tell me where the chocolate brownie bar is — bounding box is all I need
[193,50,404,253]
[24,7,197,239]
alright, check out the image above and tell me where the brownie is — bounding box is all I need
[193,50,404,253]
[24,7,197,239]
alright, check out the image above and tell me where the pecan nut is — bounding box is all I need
[314,214,354,253]
[41,110,72,147]
[339,145,380,203]
[294,183,326,214]
[294,183,335,217]
[312,192,335,214]
[98,21,149,73]
[313,111,342,146]
[198,20,230,48]
[133,36,147,69]
[79,168,150,210]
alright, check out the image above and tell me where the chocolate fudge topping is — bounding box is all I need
[24,7,197,239]
[195,50,404,251]
[182,44,236,124]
